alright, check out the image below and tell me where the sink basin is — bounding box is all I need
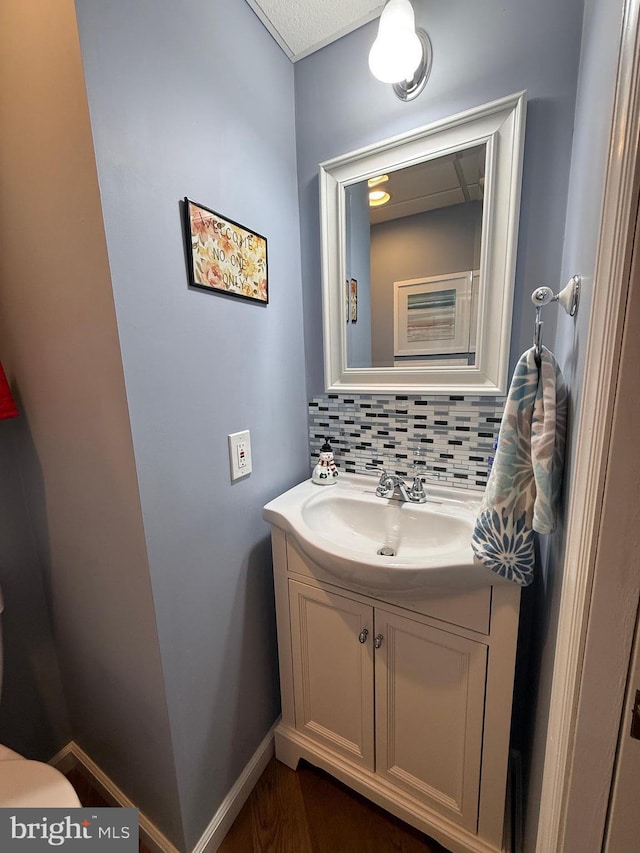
[263,474,495,594]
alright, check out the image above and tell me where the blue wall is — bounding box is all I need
[524,0,625,845]
[295,0,585,397]
[74,0,309,846]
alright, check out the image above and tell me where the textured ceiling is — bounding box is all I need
[245,0,384,61]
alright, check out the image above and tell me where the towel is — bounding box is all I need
[471,346,567,585]
[0,361,18,420]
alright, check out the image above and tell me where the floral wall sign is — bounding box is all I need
[184,198,268,304]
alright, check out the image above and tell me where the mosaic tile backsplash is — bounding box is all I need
[309,393,505,491]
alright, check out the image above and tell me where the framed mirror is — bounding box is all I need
[319,91,526,395]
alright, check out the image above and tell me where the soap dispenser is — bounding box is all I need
[312,437,339,485]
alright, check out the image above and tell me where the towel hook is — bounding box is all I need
[533,306,543,359]
[531,274,581,316]
[531,274,581,360]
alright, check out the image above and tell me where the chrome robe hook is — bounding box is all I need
[531,274,581,316]
[531,274,581,360]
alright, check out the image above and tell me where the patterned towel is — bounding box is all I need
[471,346,567,585]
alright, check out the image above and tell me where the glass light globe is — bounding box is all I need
[368,0,423,84]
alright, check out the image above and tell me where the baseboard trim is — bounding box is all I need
[50,742,180,853]
[50,722,276,853]
[191,720,277,853]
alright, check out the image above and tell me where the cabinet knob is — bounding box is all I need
[374,634,384,649]
[358,628,369,644]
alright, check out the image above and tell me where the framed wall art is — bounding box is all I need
[350,278,358,323]
[393,271,473,357]
[183,198,268,304]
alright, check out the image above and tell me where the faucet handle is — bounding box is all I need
[408,474,427,503]
[365,462,384,473]
[375,473,396,497]
[368,467,396,497]
[366,461,390,481]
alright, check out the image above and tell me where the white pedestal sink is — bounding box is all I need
[263,473,498,594]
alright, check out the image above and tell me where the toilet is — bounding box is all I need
[0,587,81,807]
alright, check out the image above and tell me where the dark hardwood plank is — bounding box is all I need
[64,766,153,853]
[297,761,450,853]
[219,758,451,852]
[65,766,112,808]
[219,758,313,853]
[68,756,452,853]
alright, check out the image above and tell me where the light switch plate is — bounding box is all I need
[228,430,252,481]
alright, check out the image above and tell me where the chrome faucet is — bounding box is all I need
[374,470,427,504]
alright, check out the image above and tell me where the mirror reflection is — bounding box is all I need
[345,145,485,370]
[320,92,525,395]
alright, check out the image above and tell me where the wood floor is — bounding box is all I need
[219,757,451,853]
[67,757,452,852]
[64,766,153,853]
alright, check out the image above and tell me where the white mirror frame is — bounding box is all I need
[319,91,526,395]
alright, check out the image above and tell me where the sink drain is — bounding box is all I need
[377,546,396,557]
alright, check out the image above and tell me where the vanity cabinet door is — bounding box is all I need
[288,580,375,770]
[374,608,487,831]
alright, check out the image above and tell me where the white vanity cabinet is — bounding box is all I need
[288,580,375,771]
[289,578,487,830]
[373,606,488,832]
[270,529,521,853]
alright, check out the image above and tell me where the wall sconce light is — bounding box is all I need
[368,0,433,102]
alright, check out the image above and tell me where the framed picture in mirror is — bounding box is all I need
[350,278,358,322]
[394,272,473,358]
